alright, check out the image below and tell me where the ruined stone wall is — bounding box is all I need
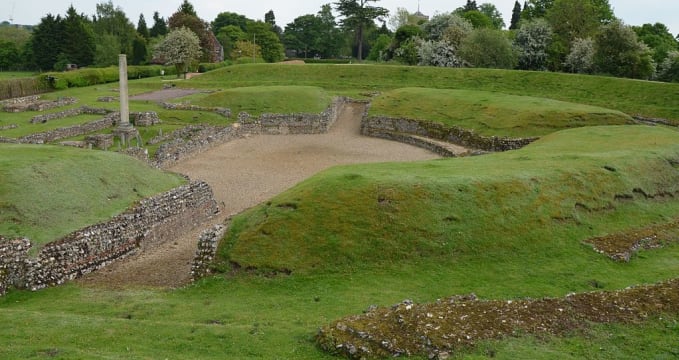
[3,97,77,113]
[362,116,538,152]
[0,181,219,293]
[153,97,349,168]
[14,113,118,144]
[191,224,227,281]
[30,106,112,124]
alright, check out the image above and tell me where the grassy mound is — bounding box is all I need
[190,64,679,122]
[0,144,186,245]
[191,86,331,116]
[215,125,679,274]
[370,88,632,137]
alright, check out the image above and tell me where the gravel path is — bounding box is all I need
[79,103,441,289]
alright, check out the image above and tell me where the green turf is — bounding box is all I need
[190,86,331,116]
[0,144,186,245]
[369,88,633,137]
[189,64,679,122]
[0,71,36,80]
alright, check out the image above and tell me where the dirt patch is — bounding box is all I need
[584,218,679,261]
[317,278,679,359]
[78,103,441,289]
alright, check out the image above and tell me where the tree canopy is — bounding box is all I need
[335,0,389,61]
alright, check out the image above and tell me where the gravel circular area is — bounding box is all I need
[79,103,441,289]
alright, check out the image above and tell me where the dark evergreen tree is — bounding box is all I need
[264,10,276,26]
[131,34,147,64]
[31,14,63,70]
[137,14,150,39]
[150,12,168,37]
[61,5,95,67]
[510,1,522,30]
[178,0,197,17]
[212,12,250,34]
[335,0,389,61]
[464,0,478,12]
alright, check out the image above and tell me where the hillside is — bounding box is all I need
[0,144,186,245]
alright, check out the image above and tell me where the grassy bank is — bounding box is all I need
[191,64,679,121]
[370,88,632,137]
[191,86,331,116]
[0,144,186,245]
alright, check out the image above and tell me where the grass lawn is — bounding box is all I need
[370,88,632,137]
[0,144,186,245]
[0,71,36,80]
[1,65,679,359]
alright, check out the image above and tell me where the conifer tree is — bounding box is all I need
[510,1,522,30]
[137,14,150,39]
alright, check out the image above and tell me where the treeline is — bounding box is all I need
[0,0,678,82]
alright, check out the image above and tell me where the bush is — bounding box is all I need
[197,61,231,73]
[657,51,679,82]
[459,29,517,69]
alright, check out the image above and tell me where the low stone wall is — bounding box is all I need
[0,181,219,293]
[362,116,538,152]
[632,115,677,127]
[153,97,349,168]
[0,95,40,107]
[191,224,227,281]
[161,102,231,118]
[3,97,77,113]
[14,113,119,144]
[30,106,112,124]
[132,112,161,127]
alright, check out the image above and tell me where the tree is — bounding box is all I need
[131,34,147,64]
[212,12,250,34]
[393,24,422,49]
[178,0,197,17]
[246,21,284,62]
[521,0,554,21]
[394,38,419,65]
[0,41,20,70]
[509,1,522,30]
[514,19,553,70]
[284,14,323,58]
[169,9,218,62]
[564,37,595,73]
[61,5,95,67]
[459,28,516,68]
[0,25,31,47]
[316,4,344,58]
[137,14,150,39]
[657,51,679,82]
[423,13,473,46]
[463,0,478,12]
[92,1,137,56]
[154,27,201,77]
[264,10,282,37]
[31,14,63,70]
[634,23,679,64]
[461,11,493,29]
[94,33,122,66]
[594,20,655,79]
[335,0,389,61]
[418,39,464,67]
[479,3,505,29]
[150,12,168,37]
[367,33,391,61]
[217,25,246,59]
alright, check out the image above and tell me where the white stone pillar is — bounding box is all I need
[118,54,131,129]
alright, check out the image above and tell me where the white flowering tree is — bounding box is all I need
[153,27,201,78]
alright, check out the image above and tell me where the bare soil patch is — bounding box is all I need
[585,218,679,261]
[79,103,441,289]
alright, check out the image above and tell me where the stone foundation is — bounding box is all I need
[362,116,538,152]
[3,96,77,113]
[0,181,219,294]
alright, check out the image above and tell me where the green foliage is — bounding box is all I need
[283,11,343,59]
[479,3,506,29]
[0,76,49,100]
[247,21,285,63]
[131,35,148,65]
[514,18,553,70]
[0,24,31,47]
[0,144,186,245]
[509,1,522,30]
[335,0,389,60]
[422,13,472,44]
[565,37,595,74]
[93,1,137,56]
[367,34,391,61]
[394,38,420,65]
[211,12,250,35]
[149,11,168,38]
[370,87,630,137]
[657,51,679,82]
[94,33,123,67]
[0,41,20,70]
[136,14,150,39]
[154,27,202,76]
[31,14,63,71]
[60,5,95,67]
[459,28,517,69]
[634,22,679,64]
[461,10,493,29]
[594,20,655,79]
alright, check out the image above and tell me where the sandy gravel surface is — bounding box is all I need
[79,103,441,289]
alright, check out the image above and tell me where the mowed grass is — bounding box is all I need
[0,71,36,80]
[190,64,679,121]
[370,88,632,137]
[0,144,186,245]
[217,125,679,275]
[191,86,332,116]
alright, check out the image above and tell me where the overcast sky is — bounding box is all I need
[6,0,679,36]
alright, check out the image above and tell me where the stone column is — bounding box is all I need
[113,54,138,147]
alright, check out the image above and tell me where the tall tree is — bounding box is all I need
[634,23,679,63]
[479,3,505,30]
[92,1,137,56]
[178,0,197,17]
[246,21,284,62]
[264,10,282,37]
[150,12,168,37]
[169,8,220,62]
[514,18,553,70]
[594,20,654,79]
[284,14,323,58]
[31,14,63,70]
[521,0,554,21]
[316,4,344,58]
[137,14,150,39]
[464,0,479,12]
[335,0,389,61]
[509,1,522,30]
[212,12,250,34]
[61,6,95,67]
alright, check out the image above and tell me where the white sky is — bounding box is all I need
[6,0,679,36]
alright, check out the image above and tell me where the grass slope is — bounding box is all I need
[190,64,679,121]
[191,86,331,116]
[217,125,679,274]
[370,88,632,137]
[0,144,186,245]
